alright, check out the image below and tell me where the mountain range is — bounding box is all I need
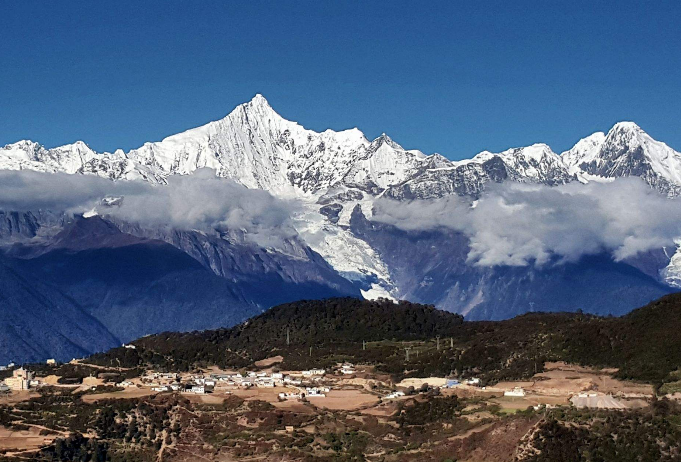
[2,94,681,363]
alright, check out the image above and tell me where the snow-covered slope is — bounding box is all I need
[562,122,681,195]
[383,143,573,200]
[4,95,681,300]
[0,96,440,196]
[6,96,680,200]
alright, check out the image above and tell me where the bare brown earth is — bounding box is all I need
[456,417,541,462]
[81,387,159,403]
[0,391,39,405]
[230,386,291,403]
[307,389,380,410]
[254,355,284,367]
[484,362,653,412]
[0,425,56,453]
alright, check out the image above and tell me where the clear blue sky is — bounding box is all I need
[1,1,680,159]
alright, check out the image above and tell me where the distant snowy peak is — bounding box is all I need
[561,122,681,195]
[561,132,606,175]
[384,143,572,200]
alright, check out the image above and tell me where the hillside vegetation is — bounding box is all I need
[87,294,681,387]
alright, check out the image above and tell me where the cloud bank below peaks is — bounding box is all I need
[0,169,299,248]
[372,178,681,267]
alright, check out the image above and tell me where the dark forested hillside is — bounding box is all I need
[87,293,681,388]
[88,298,464,371]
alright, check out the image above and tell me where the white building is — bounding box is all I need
[4,368,34,391]
[504,387,526,397]
[284,376,302,385]
[305,386,329,397]
[385,391,405,399]
[302,369,325,377]
[189,385,205,394]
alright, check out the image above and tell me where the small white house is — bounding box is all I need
[305,386,330,397]
[302,369,325,377]
[504,387,526,397]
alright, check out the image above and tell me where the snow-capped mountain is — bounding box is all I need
[2,94,681,320]
[383,143,573,200]
[0,96,441,196]
[562,122,681,195]
[5,95,681,200]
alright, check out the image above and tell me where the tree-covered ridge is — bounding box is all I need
[88,298,465,371]
[87,293,681,387]
[233,298,465,343]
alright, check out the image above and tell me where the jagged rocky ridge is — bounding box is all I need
[2,95,681,362]
[5,96,681,199]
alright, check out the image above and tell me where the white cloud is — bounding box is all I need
[0,169,299,248]
[372,178,681,267]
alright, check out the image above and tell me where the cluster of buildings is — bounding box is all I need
[339,363,356,375]
[116,368,331,396]
[2,368,39,391]
[278,386,330,400]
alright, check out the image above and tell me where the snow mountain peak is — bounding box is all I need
[1,97,681,199]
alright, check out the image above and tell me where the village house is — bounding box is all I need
[284,376,302,385]
[504,387,526,397]
[340,363,355,375]
[4,368,34,391]
[302,368,325,377]
[305,386,330,397]
[190,385,205,394]
[445,379,460,388]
